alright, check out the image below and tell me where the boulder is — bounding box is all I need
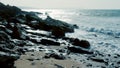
[51,27,65,37]
[72,38,90,49]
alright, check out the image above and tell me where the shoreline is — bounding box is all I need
[0,2,120,68]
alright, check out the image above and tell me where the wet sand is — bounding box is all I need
[15,51,85,68]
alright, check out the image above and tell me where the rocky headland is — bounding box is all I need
[0,2,120,68]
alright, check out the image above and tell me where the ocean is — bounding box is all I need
[24,9,120,54]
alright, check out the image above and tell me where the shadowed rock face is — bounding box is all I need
[44,16,75,33]
[72,39,90,49]
[0,53,19,68]
[0,2,21,19]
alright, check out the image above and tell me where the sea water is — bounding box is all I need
[24,9,120,54]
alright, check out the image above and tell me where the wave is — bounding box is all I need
[80,26,120,38]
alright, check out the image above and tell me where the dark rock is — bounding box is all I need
[0,31,11,41]
[14,40,27,47]
[0,2,21,19]
[68,46,93,54]
[72,38,90,49]
[17,48,26,54]
[0,46,13,53]
[86,63,92,67]
[51,27,65,37]
[26,12,42,22]
[0,53,19,68]
[29,38,40,43]
[12,23,26,39]
[54,64,64,68]
[40,39,60,46]
[6,22,14,30]
[59,49,66,53]
[15,14,26,24]
[43,16,75,33]
[9,18,21,24]
[0,19,8,25]
[44,53,65,60]
[0,25,13,35]
[27,15,76,37]
[27,20,40,29]
[27,58,34,61]
[90,57,105,63]
[73,24,79,29]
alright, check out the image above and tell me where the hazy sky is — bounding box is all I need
[0,0,120,9]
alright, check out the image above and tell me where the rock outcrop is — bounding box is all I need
[0,2,94,68]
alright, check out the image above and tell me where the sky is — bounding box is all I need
[0,0,120,9]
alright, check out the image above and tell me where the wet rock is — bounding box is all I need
[9,17,26,24]
[15,14,26,24]
[0,46,12,53]
[0,25,13,35]
[29,38,40,43]
[12,23,26,39]
[26,15,76,38]
[27,20,40,29]
[73,24,79,29]
[26,12,42,22]
[43,16,75,33]
[72,38,90,49]
[15,40,26,47]
[51,27,65,37]
[68,46,93,54]
[17,48,26,54]
[40,39,60,46]
[0,31,11,41]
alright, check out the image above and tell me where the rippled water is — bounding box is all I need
[24,9,120,54]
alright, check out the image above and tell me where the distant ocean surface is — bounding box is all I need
[24,9,120,54]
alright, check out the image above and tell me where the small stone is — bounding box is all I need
[27,58,34,61]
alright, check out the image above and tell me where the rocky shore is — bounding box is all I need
[0,2,120,68]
